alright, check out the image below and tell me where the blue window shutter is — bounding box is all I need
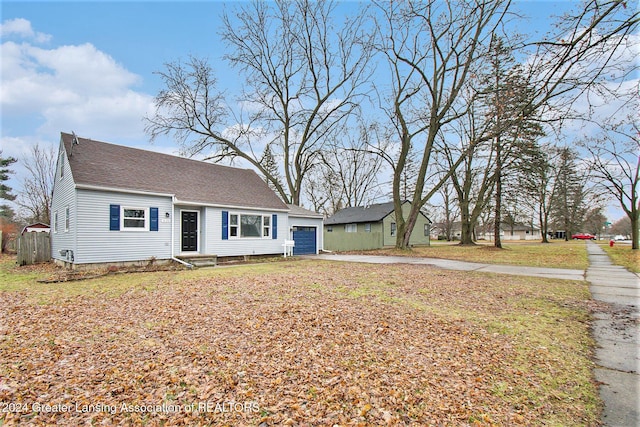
[110,204,120,231]
[222,211,228,240]
[272,214,277,239]
[150,207,159,231]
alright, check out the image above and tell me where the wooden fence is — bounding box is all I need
[17,232,51,265]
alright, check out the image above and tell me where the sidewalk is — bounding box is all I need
[586,242,640,427]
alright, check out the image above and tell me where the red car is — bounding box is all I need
[572,233,596,240]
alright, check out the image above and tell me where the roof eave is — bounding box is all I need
[75,183,175,198]
[75,184,289,212]
[174,198,289,212]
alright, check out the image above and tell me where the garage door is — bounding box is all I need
[292,226,317,255]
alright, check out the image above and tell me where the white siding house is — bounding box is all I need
[50,133,309,268]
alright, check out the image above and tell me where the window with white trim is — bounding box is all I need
[53,211,58,233]
[390,222,396,236]
[345,223,357,233]
[229,214,239,237]
[229,213,272,238]
[364,223,371,233]
[65,206,70,232]
[122,207,148,230]
[263,215,270,237]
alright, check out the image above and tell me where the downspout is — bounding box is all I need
[170,195,193,268]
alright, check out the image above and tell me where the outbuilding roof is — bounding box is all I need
[60,132,288,211]
[325,201,395,225]
[286,204,324,219]
[21,222,50,235]
[324,201,430,225]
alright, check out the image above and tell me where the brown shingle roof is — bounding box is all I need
[61,133,288,211]
[286,204,323,219]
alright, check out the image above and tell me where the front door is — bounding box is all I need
[181,211,198,252]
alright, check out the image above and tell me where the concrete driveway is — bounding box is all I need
[309,253,586,281]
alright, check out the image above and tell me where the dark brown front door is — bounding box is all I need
[181,211,198,252]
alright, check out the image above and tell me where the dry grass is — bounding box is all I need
[356,240,589,270]
[598,242,640,273]
[0,257,601,426]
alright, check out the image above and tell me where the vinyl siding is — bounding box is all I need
[74,189,173,264]
[201,206,287,257]
[50,143,77,262]
[382,204,431,247]
[323,221,383,251]
[289,216,324,253]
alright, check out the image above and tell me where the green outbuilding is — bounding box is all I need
[323,201,431,252]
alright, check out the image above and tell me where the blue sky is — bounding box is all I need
[0,1,630,222]
[1,1,236,150]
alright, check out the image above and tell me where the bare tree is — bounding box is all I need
[369,0,637,250]
[305,123,387,215]
[610,216,631,237]
[435,181,460,242]
[371,0,510,249]
[304,165,342,216]
[145,0,373,205]
[523,0,639,118]
[442,105,496,246]
[17,144,56,224]
[582,116,639,249]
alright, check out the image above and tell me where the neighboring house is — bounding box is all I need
[324,201,431,251]
[50,133,322,268]
[477,223,541,241]
[431,221,541,241]
[21,222,50,235]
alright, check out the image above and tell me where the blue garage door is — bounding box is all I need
[293,227,317,255]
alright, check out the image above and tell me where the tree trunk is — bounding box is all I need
[402,210,419,249]
[631,211,639,250]
[459,201,475,245]
[539,209,550,243]
[494,135,503,249]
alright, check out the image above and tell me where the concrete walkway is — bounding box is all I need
[311,253,585,280]
[586,242,640,427]
[311,247,640,426]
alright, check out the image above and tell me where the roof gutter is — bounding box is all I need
[75,183,175,198]
[74,185,289,213]
[173,197,289,213]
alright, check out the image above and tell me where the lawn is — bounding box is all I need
[598,242,640,273]
[0,256,601,426]
[357,240,589,270]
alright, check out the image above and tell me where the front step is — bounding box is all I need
[176,255,217,268]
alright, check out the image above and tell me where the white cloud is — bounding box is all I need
[0,136,43,161]
[0,19,164,202]
[1,20,156,141]
[0,18,51,43]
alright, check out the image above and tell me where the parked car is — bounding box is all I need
[614,235,627,241]
[572,233,596,240]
